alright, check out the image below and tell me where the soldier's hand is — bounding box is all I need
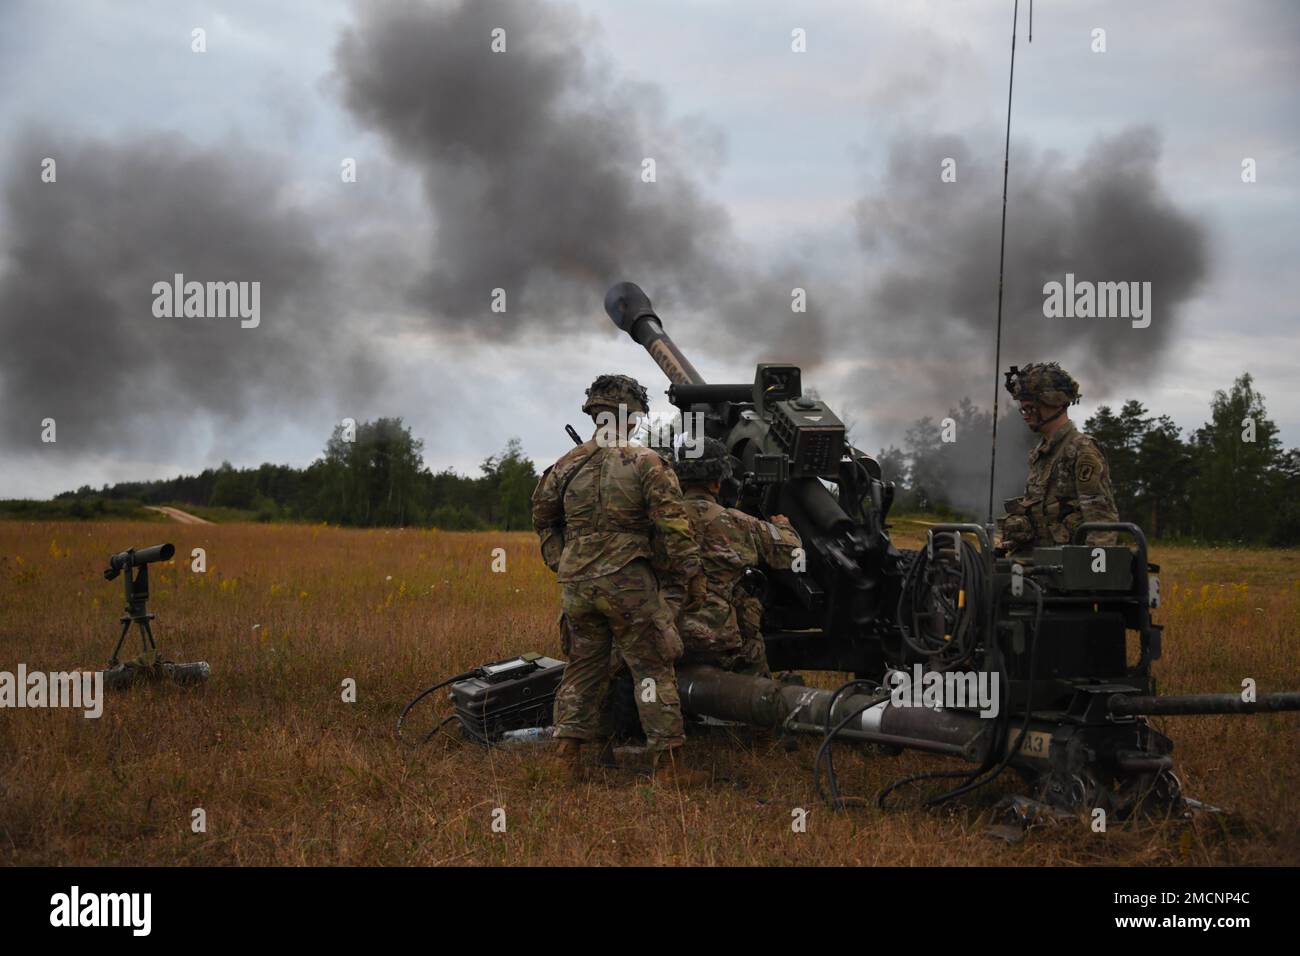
[1001,514,1034,548]
[771,514,791,526]
[658,623,684,662]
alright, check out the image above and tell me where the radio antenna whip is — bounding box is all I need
[987,0,1030,526]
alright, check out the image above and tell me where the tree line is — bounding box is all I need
[878,373,1299,546]
[58,418,538,531]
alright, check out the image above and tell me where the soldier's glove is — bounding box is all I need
[539,529,564,573]
[680,617,713,648]
[999,514,1034,552]
[657,622,685,662]
[678,572,708,616]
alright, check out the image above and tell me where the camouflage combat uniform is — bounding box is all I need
[532,436,701,752]
[1002,420,1120,552]
[676,491,802,676]
[1000,363,1120,553]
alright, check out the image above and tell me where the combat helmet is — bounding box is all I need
[582,374,649,416]
[1004,362,1081,407]
[673,437,735,485]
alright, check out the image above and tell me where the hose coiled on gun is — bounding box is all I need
[897,532,985,669]
[877,576,1045,810]
[818,533,1000,812]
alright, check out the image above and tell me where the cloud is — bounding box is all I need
[331,0,831,363]
[0,130,380,458]
[848,125,1209,411]
[829,125,1210,514]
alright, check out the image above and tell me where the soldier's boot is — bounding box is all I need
[543,738,586,784]
[591,737,620,770]
[652,747,711,788]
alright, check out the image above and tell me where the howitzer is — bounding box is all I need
[431,283,1299,821]
[593,281,1300,817]
[604,281,900,675]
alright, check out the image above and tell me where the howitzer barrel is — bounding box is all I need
[667,383,752,407]
[1108,691,1300,716]
[604,281,705,386]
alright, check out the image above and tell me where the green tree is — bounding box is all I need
[904,417,945,512]
[1084,401,1151,523]
[318,418,426,526]
[1189,373,1281,542]
[1135,415,1195,538]
[1269,449,1300,546]
[210,463,257,510]
[495,439,538,531]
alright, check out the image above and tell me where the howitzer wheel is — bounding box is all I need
[1036,771,1101,815]
[1135,769,1186,816]
[1068,774,1093,810]
[1153,769,1182,803]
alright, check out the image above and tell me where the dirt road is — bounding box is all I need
[144,505,213,525]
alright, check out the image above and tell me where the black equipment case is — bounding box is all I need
[450,653,565,743]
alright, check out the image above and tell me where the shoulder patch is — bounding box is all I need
[1075,449,1104,490]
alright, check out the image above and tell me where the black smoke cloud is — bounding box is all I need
[0,131,380,459]
[332,0,827,363]
[0,0,820,478]
[332,1,1206,431]
[854,126,1208,404]
[848,126,1208,516]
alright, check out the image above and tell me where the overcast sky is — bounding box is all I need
[1,0,1296,499]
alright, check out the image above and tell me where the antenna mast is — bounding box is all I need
[987,0,1029,526]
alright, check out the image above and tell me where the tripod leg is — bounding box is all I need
[110,619,131,666]
[139,618,158,654]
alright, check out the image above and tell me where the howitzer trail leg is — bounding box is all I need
[675,664,992,759]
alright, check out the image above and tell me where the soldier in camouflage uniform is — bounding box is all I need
[669,439,802,677]
[999,363,1120,554]
[531,374,708,785]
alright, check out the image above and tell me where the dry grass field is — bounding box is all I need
[1,519,1297,866]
